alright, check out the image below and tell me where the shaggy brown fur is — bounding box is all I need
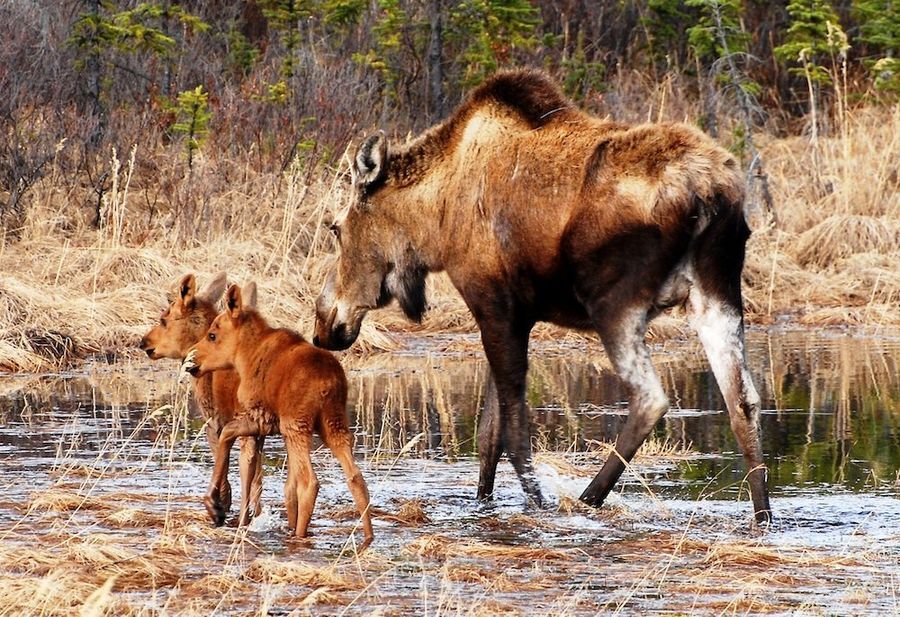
[187,284,373,543]
[139,273,264,527]
[315,68,771,525]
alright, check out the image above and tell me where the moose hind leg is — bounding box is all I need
[286,432,319,539]
[580,308,669,507]
[327,438,374,545]
[284,462,298,531]
[688,289,771,525]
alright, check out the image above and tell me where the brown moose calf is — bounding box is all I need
[184,283,373,543]
[139,273,264,527]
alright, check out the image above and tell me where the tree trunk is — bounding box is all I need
[86,0,106,145]
[427,0,445,122]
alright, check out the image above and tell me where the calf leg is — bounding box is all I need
[688,287,771,525]
[580,307,670,507]
[284,462,298,531]
[204,422,232,520]
[206,417,261,526]
[327,440,374,546]
[476,371,504,500]
[237,435,265,527]
[285,432,319,539]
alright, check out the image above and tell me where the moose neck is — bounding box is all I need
[232,311,274,379]
[380,129,460,271]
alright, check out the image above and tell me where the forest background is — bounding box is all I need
[0,0,898,370]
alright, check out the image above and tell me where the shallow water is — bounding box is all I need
[1,329,899,615]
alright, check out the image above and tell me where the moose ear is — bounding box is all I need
[179,274,197,307]
[242,282,258,310]
[352,131,388,190]
[200,271,228,305]
[225,284,243,318]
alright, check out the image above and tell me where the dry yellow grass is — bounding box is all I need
[741,105,900,324]
[2,465,896,616]
[0,103,897,372]
[405,534,570,561]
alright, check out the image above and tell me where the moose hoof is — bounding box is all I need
[203,495,228,527]
[476,488,493,502]
[526,493,547,510]
[578,478,612,508]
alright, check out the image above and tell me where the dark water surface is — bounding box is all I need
[1,328,899,614]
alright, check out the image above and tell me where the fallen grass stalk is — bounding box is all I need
[405,534,569,561]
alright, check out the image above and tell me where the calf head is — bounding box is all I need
[139,272,227,360]
[314,132,427,351]
[185,283,257,378]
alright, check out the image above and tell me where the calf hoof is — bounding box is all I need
[752,509,774,530]
[356,535,374,552]
[578,491,601,508]
[203,495,228,527]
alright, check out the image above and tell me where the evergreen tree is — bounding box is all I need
[852,0,900,93]
[171,85,211,170]
[448,0,541,87]
[69,1,208,139]
[774,0,844,85]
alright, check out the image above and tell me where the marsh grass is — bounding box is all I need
[0,99,898,370]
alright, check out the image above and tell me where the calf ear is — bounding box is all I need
[200,271,228,305]
[179,274,197,307]
[243,282,258,310]
[226,284,244,318]
[351,131,388,191]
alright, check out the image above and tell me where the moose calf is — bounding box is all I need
[140,273,264,526]
[184,283,373,543]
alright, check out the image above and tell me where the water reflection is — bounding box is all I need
[1,330,899,499]
[343,330,900,497]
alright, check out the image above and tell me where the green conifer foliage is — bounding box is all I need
[171,85,211,170]
[774,0,845,85]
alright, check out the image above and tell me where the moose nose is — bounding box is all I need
[139,336,148,349]
[312,335,320,347]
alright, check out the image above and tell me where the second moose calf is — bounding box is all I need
[185,283,373,544]
[139,273,264,526]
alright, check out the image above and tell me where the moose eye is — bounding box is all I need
[208,332,216,342]
[160,318,167,327]
[329,223,341,241]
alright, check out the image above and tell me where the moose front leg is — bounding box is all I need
[203,421,232,520]
[207,417,262,526]
[237,435,265,527]
[478,316,544,508]
[476,371,504,500]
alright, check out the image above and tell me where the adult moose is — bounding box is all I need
[314,69,771,525]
